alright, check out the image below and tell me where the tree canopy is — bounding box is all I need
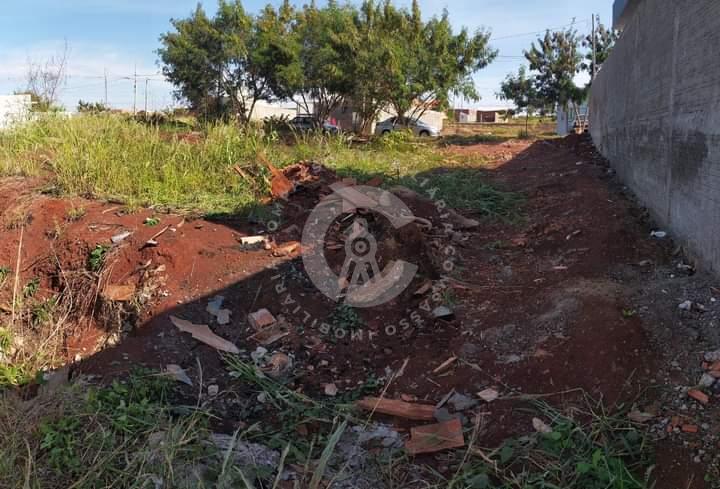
[158,0,496,127]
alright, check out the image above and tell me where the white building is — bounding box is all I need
[0,95,31,129]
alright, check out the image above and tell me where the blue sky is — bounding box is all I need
[0,0,613,112]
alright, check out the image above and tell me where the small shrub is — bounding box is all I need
[65,205,86,221]
[22,278,40,298]
[88,244,110,272]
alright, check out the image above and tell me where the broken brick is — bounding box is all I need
[248,309,276,330]
[405,418,465,455]
[681,424,699,433]
[688,389,709,405]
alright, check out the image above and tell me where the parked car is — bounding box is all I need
[374,117,440,137]
[288,115,340,134]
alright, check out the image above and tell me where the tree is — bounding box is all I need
[23,40,69,112]
[379,1,497,124]
[581,23,619,80]
[497,66,540,134]
[524,29,583,111]
[340,0,393,134]
[158,1,277,122]
[272,1,357,124]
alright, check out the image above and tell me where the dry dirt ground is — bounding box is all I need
[1,135,719,487]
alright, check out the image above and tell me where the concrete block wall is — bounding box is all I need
[590,0,720,272]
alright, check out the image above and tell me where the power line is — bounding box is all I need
[491,18,591,41]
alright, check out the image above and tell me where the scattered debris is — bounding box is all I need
[207,384,219,396]
[206,296,225,316]
[699,373,716,388]
[145,225,171,247]
[413,281,433,296]
[627,410,655,423]
[102,284,136,302]
[532,417,553,434]
[447,392,478,411]
[169,315,240,354]
[704,350,720,362]
[678,300,693,311]
[261,156,294,199]
[688,389,709,405]
[111,231,132,244]
[477,388,499,403]
[650,230,667,239]
[249,323,289,346]
[432,356,457,374]
[356,397,436,421]
[240,235,269,249]
[432,306,454,319]
[250,346,268,364]
[165,364,193,386]
[272,241,300,257]
[405,418,465,455]
[263,352,292,379]
[206,296,231,325]
[248,308,276,330]
[324,383,339,396]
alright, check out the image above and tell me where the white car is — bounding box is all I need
[375,117,440,137]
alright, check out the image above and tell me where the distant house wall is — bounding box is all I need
[250,100,298,121]
[0,95,31,129]
[590,0,720,272]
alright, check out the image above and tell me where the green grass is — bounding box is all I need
[87,244,109,272]
[0,368,213,489]
[0,114,521,219]
[442,400,652,489]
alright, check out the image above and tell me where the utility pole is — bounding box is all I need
[144,78,149,113]
[591,14,598,82]
[104,68,108,107]
[133,65,137,115]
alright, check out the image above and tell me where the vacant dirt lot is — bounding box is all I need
[1,134,719,487]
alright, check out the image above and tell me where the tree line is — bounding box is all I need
[498,23,619,130]
[158,0,497,130]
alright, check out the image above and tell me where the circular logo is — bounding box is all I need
[301,185,419,308]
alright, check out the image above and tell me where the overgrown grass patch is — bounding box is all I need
[0,368,211,489]
[437,400,653,489]
[1,114,522,220]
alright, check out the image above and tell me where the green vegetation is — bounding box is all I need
[0,368,213,489]
[442,401,651,489]
[144,216,161,226]
[87,244,110,272]
[329,303,364,332]
[65,205,86,221]
[0,115,522,219]
[158,0,496,126]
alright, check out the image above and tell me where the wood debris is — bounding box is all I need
[405,418,465,455]
[356,397,436,421]
[170,315,240,354]
[432,356,457,374]
[102,284,136,301]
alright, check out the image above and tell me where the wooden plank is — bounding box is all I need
[356,397,436,421]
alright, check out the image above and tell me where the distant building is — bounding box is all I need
[450,107,510,124]
[0,95,31,129]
